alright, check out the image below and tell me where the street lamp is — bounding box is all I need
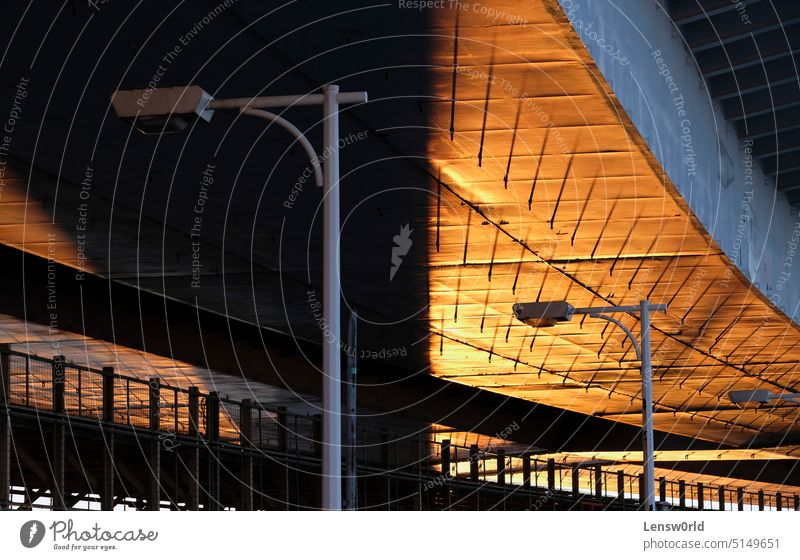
[512,300,667,511]
[728,389,800,408]
[112,83,368,511]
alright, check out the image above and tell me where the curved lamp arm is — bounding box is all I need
[590,313,642,360]
[239,107,323,187]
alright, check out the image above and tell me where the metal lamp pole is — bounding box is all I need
[513,299,667,510]
[572,300,665,511]
[112,83,367,510]
[210,85,367,510]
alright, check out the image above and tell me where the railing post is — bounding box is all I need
[737,487,744,511]
[794,494,799,512]
[53,355,65,414]
[148,377,161,510]
[758,489,765,511]
[0,346,10,510]
[277,406,288,453]
[572,466,580,500]
[776,492,782,511]
[241,399,253,511]
[697,482,704,510]
[52,355,66,510]
[469,444,480,482]
[101,367,115,511]
[595,465,603,499]
[718,485,725,511]
[547,458,555,492]
[522,452,531,488]
[206,391,220,511]
[617,471,625,508]
[186,386,200,510]
[441,439,451,479]
[679,480,686,510]
[497,450,506,486]
[659,477,666,504]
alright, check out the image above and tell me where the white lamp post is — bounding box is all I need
[112,84,368,511]
[513,300,667,511]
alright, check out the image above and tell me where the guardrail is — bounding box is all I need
[0,345,796,511]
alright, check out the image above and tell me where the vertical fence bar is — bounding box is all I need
[186,386,200,511]
[679,480,686,510]
[522,452,531,489]
[547,459,555,492]
[148,377,161,510]
[718,485,725,511]
[659,477,666,505]
[470,444,479,482]
[776,492,782,511]
[441,439,451,478]
[697,483,704,510]
[617,471,625,508]
[572,466,580,499]
[595,465,603,499]
[52,355,66,510]
[497,450,506,486]
[240,400,253,511]
[206,391,220,511]
[794,494,799,512]
[0,346,9,509]
[277,406,288,453]
[758,489,765,511]
[101,367,115,511]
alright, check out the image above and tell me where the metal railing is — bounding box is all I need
[0,346,797,511]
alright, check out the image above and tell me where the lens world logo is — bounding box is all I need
[389,223,413,281]
[20,520,45,548]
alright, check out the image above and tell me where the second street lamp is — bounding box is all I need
[111,83,368,510]
[512,300,667,511]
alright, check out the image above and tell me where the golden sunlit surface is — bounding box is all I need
[0,158,93,271]
[423,0,800,452]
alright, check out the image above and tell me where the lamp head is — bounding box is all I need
[512,301,575,328]
[111,85,214,134]
[728,389,774,408]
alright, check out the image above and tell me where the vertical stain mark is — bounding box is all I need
[511,241,526,295]
[609,214,639,277]
[528,128,550,210]
[449,9,460,142]
[477,46,496,167]
[549,152,574,229]
[436,170,442,253]
[571,177,597,247]
[462,209,472,265]
[504,98,523,189]
[590,195,621,259]
[627,234,660,290]
[488,228,499,281]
